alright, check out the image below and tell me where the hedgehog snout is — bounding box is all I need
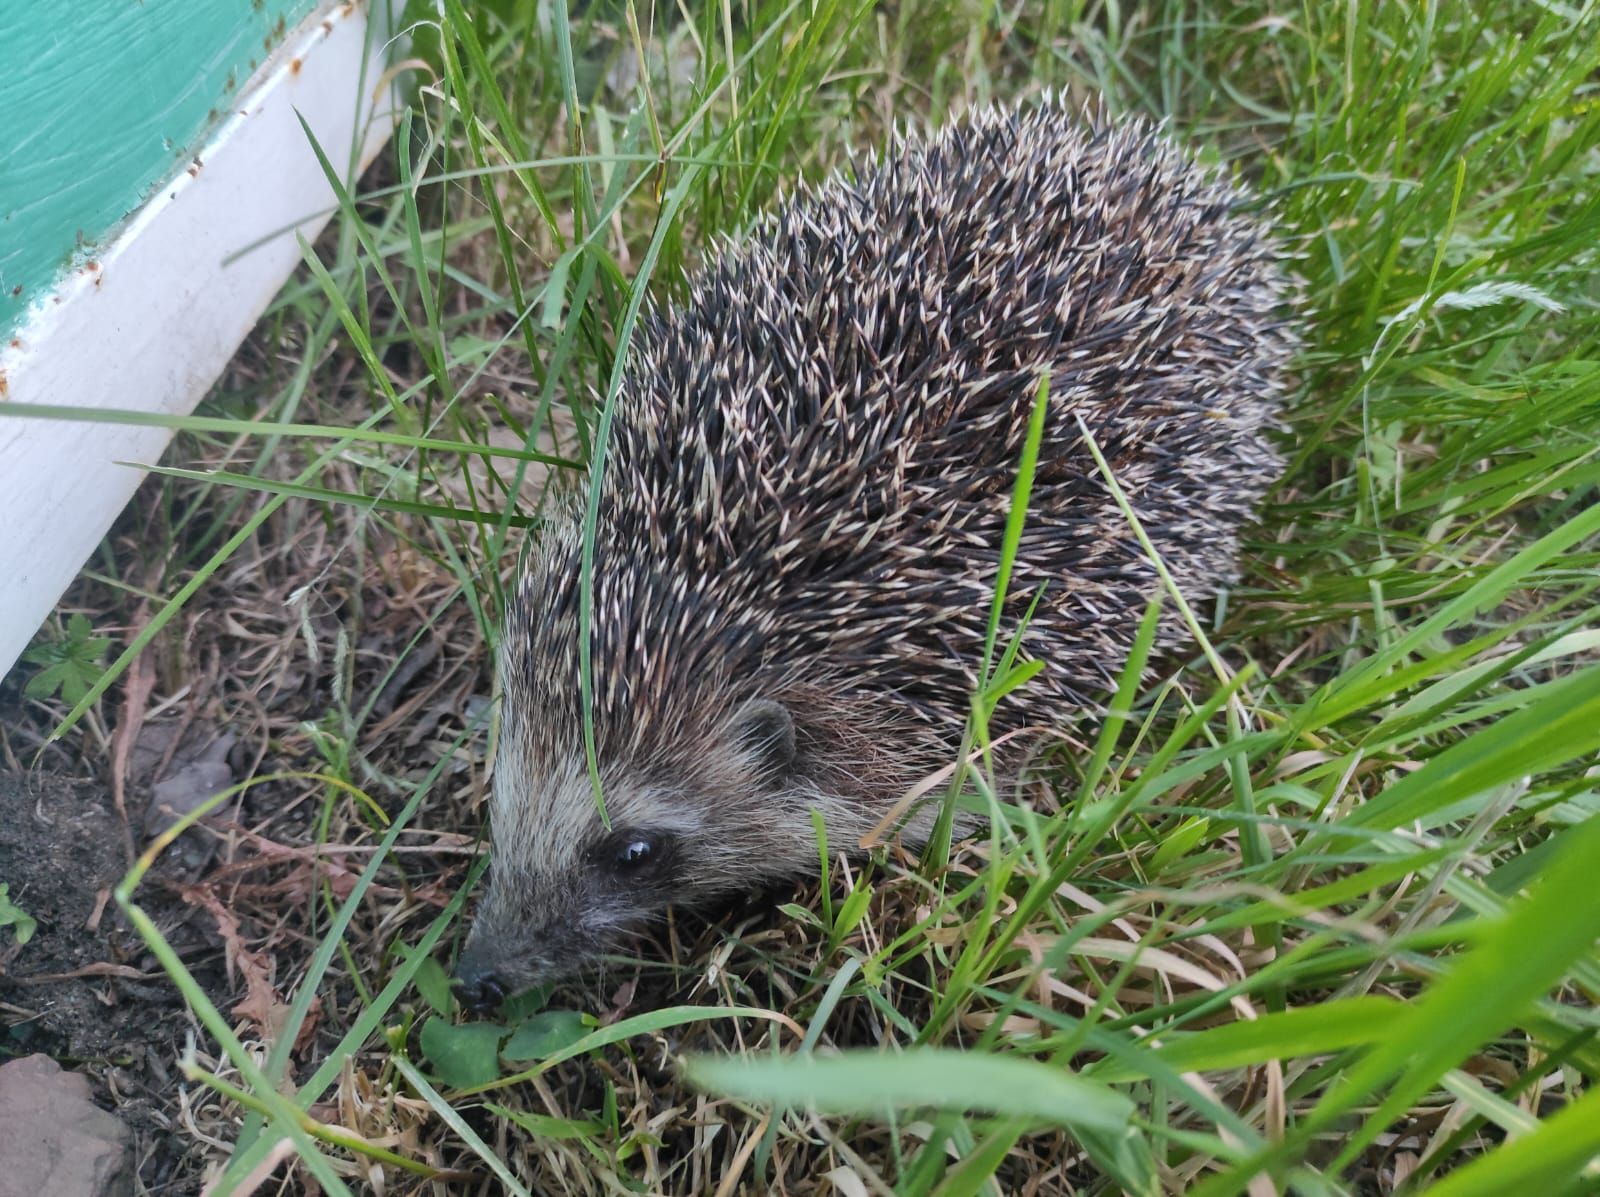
[453,940,511,1013]
[452,916,579,1009]
[455,860,629,1007]
[452,913,535,1012]
[452,876,571,1008]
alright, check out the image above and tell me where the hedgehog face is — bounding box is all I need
[454,698,813,1009]
[453,816,693,1008]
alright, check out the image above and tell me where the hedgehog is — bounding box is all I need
[453,99,1299,1009]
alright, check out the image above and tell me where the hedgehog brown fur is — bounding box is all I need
[456,99,1299,1006]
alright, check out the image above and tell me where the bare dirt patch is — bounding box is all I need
[0,769,222,1193]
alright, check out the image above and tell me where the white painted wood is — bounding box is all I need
[0,0,399,681]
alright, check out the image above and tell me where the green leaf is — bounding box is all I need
[23,663,68,699]
[932,1119,1027,1197]
[682,1048,1137,1135]
[497,984,554,1024]
[484,1103,607,1144]
[57,667,93,706]
[502,1010,591,1062]
[1342,664,1600,833]
[1147,815,1211,875]
[1088,997,1400,1083]
[412,955,455,1016]
[689,1048,1157,1195]
[541,247,577,329]
[0,884,37,946]
[418,1018,506,1089]
[1275,808,1600,1179]
[829,883,874,943]
[1306,501,1600,730]
[778,902,823,928]
[1422,1085,1600,1197]
[393,1055,531,1196]
[19,613,111,704]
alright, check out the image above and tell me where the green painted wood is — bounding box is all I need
[0,0,320,334]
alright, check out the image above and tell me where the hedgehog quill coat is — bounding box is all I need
[456,101,1297,1004]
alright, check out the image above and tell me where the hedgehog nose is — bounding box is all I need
[453,954,509,1014]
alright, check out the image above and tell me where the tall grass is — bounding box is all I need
[9,0,1599,1192]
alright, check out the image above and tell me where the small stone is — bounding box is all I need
[142,730,239,838]
[0,1054,131,1197]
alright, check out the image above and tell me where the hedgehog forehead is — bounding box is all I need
[503,497,775,758]
[488,748,583,872]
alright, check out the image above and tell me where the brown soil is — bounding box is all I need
[0,770,223,1194]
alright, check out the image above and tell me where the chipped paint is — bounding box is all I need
[0,0,319,333]
[0,0,398,679]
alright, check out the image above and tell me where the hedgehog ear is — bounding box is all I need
[728,698,797,782]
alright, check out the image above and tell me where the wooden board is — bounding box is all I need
[0,0,399,680]
[0,0,321,334]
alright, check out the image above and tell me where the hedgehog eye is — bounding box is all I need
[597,829,675,879]
[615,837,654,868]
